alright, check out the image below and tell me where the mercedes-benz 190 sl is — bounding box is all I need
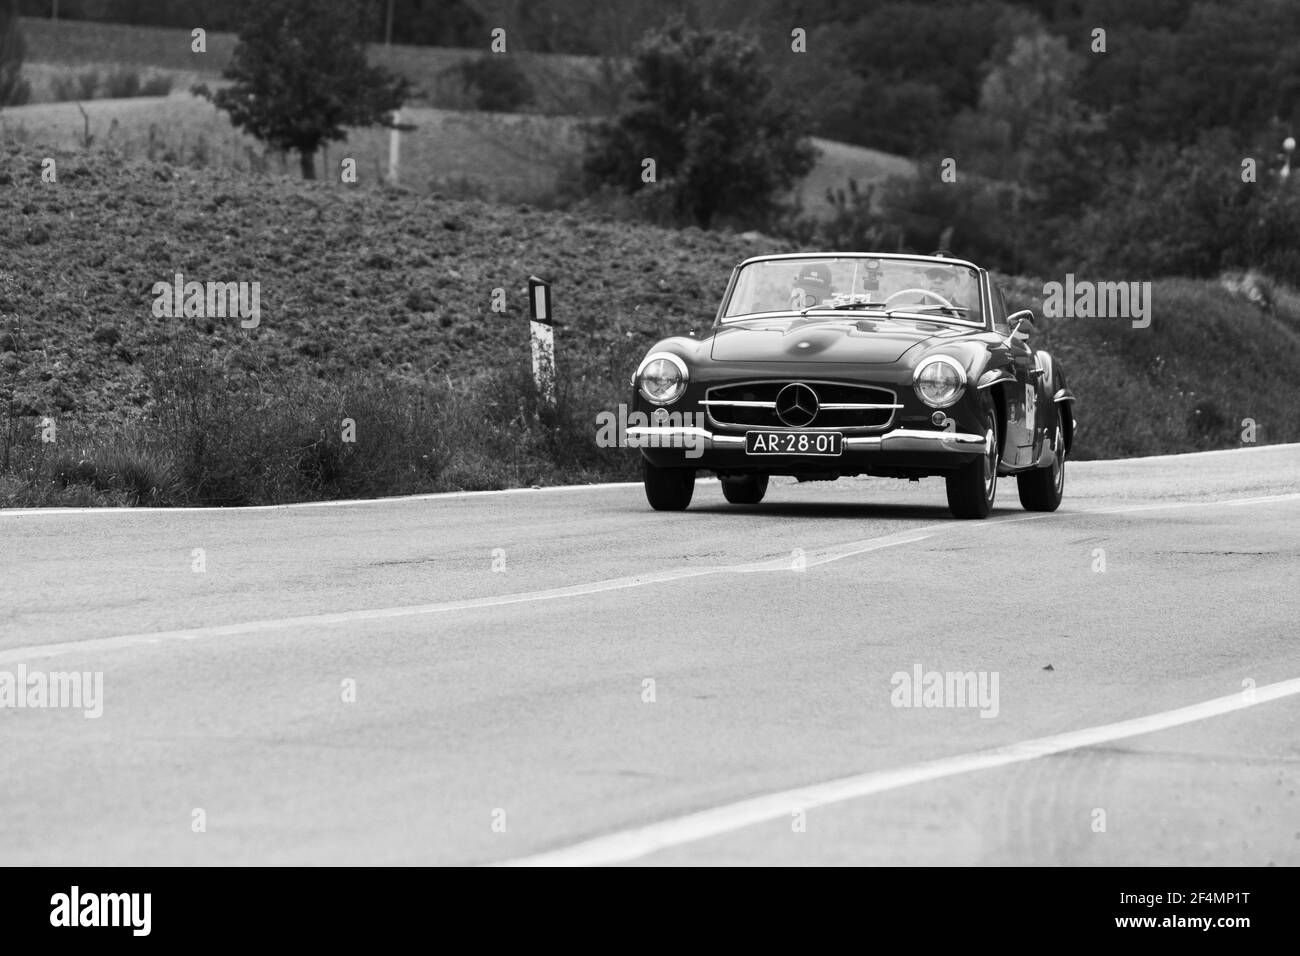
[625,252,1076,519]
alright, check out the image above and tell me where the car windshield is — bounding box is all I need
[722,256,984,326]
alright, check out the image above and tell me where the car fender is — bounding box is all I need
[1035,350,1076,455]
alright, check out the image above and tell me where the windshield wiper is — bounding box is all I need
[800,301,886,316]
[909,305,971,315]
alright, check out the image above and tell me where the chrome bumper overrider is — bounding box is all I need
[624,426,991,455]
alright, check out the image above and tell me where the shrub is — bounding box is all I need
[122,329,631,505]
[77,69,100,100]
[453,54,534,113]
[139,72,174,97]
[103,67,141,99]
[0,0,30,107]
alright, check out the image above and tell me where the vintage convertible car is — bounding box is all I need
[625,252,1076,518]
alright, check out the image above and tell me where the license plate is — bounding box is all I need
[745,431,842,456]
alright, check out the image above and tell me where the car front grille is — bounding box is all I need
[703,381,901,431]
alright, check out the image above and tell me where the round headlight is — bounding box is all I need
[913,356,966,408]
[637,353,688,405]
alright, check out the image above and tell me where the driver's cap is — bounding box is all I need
[797,263,832,286]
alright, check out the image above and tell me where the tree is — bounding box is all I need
[0,0,31,107]
[583,21,816,229]
[370,0,484,46]
[831,0,1014,154]
[196,0,410,179]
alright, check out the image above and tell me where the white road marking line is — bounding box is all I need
[0,529,933,664]
[3,491,1298,665]
[1224,492,1300,507]
[1066,491,1300,517]
[1076,442,1299,465]
[497,677,1300,866]
[0,479,669,517]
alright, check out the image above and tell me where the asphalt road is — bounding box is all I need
[2,445,1299,866]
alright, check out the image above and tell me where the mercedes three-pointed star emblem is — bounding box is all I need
[775,382,819,427]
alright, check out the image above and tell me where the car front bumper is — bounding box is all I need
[627,424,991,474]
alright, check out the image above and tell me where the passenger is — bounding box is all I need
[790,262,834,310]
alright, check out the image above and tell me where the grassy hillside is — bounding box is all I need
[18,15,607,115]
[11,16,915,217]
[1,142,1296,506]
[796,138,915,214]
[0,94,913,216]
[997,273,1300,459]
[0,95,586,204]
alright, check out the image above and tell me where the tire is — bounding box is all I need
[1018,425,1065,512]
[643,459,695,511]
[945,399,998,519]
[721,474,768,505]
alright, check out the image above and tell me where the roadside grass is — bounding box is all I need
[0,418,179,507]
[1,331,636,507]
[998,273,1300,457]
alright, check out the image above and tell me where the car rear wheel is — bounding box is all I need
[945,401,998,519]
[1017,426,1065,512]
[721,474,768,505]
[643,460,695,511]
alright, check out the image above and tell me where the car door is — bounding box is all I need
[990,281,1037,466]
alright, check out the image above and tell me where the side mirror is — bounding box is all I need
[1006,309,1036,342]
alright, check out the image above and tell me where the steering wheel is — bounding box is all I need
[885,288,956,310]
[790,287,820,310]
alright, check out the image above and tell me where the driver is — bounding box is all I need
[924,267,978,315]
[790,262,834,310]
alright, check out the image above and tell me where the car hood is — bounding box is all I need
[709,315,970,364]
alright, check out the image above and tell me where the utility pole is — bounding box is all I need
[384,0,394,46]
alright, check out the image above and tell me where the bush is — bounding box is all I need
[77,69,100,100]
[105,331,634,505]
[48,68,169,103]
[49,71,77,102]
[103,67,141,99]
[0,0,30,107]
[1238,185,1300,286]
[809,178,905,252]
[453,54,534,113]
[139,72,174,97]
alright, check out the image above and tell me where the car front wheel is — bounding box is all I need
[721,474,768,505]
[945,401,998,519]
[643,460,695,511]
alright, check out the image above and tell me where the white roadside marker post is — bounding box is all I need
[388,108,401,183]
[528,276,557,408]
